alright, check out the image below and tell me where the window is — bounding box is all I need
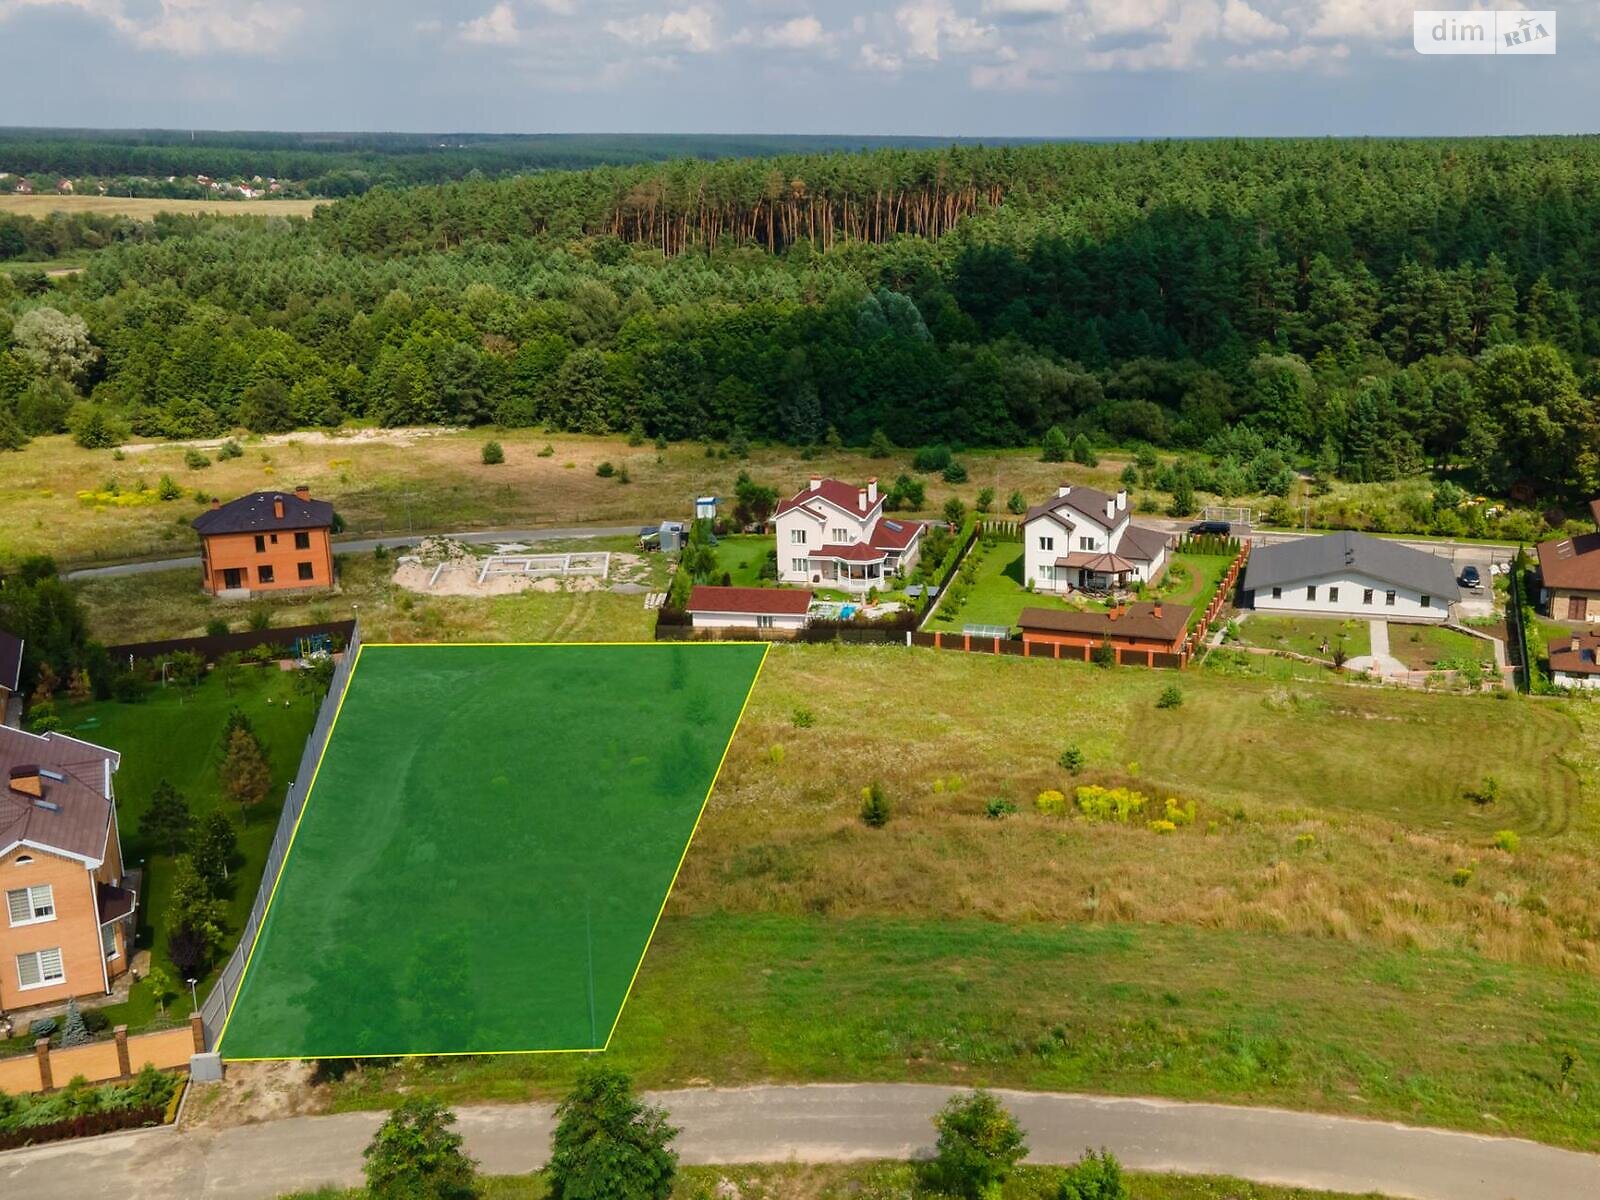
[1385,590,1396,606]
[1039,565,1054,583]
[297,561,315,581]
[269,533,278,545]
[253,535,266,553]
[1079,537,1096,551]
[791,558,807,573]
[258,564,275,585]
[1363,588,1374,604]
[102,922,118,959]
[756,614,775,629]
[1271,586,1282,600]
[6,884,54,926]
[294,531,310,550]
[1306,585,1317,601]
[16,947,64,990]
[831,527,848,543]
[1329,587,1340,603]
[1420,594,1431,609]
[790,529,806,545]
[1039,536,1054,551]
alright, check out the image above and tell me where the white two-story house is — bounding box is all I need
[1022,485,1172,593]
[774,476,924,594]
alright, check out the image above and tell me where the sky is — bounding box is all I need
[0,1,1594,136]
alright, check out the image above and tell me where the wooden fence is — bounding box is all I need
[908,630,1185,670]
[106,620,356,666]
[0,1015,201,1096]
[1180,541,1252,661]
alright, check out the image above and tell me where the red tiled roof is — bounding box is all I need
[0,728,119,863]
[1018,602,1191,644]
[868,519,922,551]
[1550,631,1600,676]
[810,543,887,563]
[774,479,879,520]
[687,586,813,616]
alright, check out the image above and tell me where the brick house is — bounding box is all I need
[1536,500,1600,623]
[193,487,336,597]
[1,727,136,1014]
[1017,601,1191,658]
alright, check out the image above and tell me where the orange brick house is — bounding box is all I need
[1018,601,1192,663]
[193,487,336,597]
[1,727,137,1015]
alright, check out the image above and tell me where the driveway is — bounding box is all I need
[62,525,646,582]
[3,1084,1597,1200]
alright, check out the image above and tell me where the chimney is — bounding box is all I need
[1057,484,1071,499]
[1105,498,1116,521]
[858,488,868,512]
[809,475,822,492]
[1153,602,1163,619]
[273,497,285,520]
[8,766,42,799]
[867,478,878,504]
[1108,605,1120,622]
[1116,489,1127,512]
[295,485,310,502]
[1572,635,1582,654]
[210,497,221,510]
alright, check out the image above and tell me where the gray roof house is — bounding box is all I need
[1242,532,1462,623]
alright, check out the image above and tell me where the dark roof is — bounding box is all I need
[193,491,334,536]
[0,728,119,863]
[1537,531,1600,592]
[0,628,20,693]
[774,478,880,520]
[1118,524,1172,564]
[1549,631,1600,676]
[1018,602,1190,643]
[1025,485,1125,531]
[1056,551,1136,573]
[1242,532,1461,599]
[97,881,138,924]
[687,586,813,616]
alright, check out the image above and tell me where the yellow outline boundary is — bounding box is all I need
[216,639,771,1062]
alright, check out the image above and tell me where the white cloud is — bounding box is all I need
[459,2,519,46]
[1221,0,1287,42]
[1082,0,1173,37]
[895,0,998,61]
[1082,0,1221,69]
[0,0,304,55]
[980,0,1069,16]
[760,14,828,50]
[531,0,575,13]
[858,41,903,72]
[604,4,718,53]
[1307,0,1414,39]
[1227,40,1350,67]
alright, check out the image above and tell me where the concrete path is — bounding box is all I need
[62,525,645,581]
[4,1084,1598,1200]
[1347,618,1410,677]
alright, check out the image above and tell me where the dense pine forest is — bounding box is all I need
[4,137,1600,502]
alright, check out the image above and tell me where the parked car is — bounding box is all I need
[1459,564,1483,589]
[1188,520,1232,536]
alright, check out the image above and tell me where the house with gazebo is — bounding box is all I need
[1021,485,1171,594]
[773,476,924,595]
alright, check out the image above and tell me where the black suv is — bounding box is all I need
[1188,520,1232,536]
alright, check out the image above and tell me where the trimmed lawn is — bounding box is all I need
[932,542,1231,634]
[713,534,774,587]
[1388,624,1495,671]
[1233,616,1372,661]
[51,666,320,1031]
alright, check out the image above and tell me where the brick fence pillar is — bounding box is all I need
[35,1038,52,1091]
[190,1012,206,1053]
[114,1025,132,1078]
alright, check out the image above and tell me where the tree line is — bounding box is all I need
[3,137,1600,501]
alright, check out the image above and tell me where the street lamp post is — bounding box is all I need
[187,978,199,1013]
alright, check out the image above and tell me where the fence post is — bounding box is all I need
[34,1038,52,1091]
[190,1013,206,1053]
[114,1025,131,1078]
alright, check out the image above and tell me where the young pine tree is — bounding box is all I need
[362,1096,478,1200]
[547,1066,678,1200]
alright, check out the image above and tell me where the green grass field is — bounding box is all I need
[219,642,766,1060]
[1387,624,1495,671]
[712,535,774,586]
[1232,616,1372,660]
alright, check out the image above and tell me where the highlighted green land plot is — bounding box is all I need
[218,641,767,1060]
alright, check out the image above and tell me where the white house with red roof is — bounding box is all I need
[773,476,925,594]
[1023,484,1172,593]
[687,586,813,632]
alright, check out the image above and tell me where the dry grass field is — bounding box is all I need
[4,430,1135,566]
[0,194,325,219]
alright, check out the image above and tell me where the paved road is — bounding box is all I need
[62,525,645,581]
[4,1084,1597,1199]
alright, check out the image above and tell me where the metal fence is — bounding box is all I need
[197,624,363,1050]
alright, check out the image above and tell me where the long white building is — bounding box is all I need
[1241,531,1461,623]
